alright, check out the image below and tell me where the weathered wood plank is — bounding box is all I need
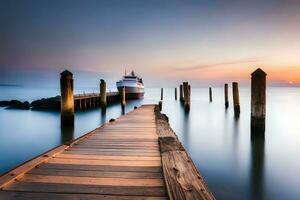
[162,151,214,200]
[5,182,167,196]
[56,154,161,161]
[73,145,159,150]
[28,168,163,179]
[0,191,168,200]
[68,147,160,153]
[37,163,163,172]
[154,105,215,200]
[47,157,161,167]
[20,174,165,187]
[63,150,161,157]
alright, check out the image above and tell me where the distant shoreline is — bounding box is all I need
[0,84,23,87]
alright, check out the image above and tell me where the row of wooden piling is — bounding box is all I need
[209,68,266,134]
[167,68,267,134]
[159,82,191,112]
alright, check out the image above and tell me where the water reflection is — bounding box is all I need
[60,123,74,144]
[101,108,106,124]
[233,117,240,148]
[182,108,190,151]
[121,106,125,115]
[250,133,265,200]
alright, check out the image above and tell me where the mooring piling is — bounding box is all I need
[161,88,163,100]
[224,83,229,108]
[232,82,240,117]
[179,84,184,102]
[183,82,190,111]
[209,87,212,102]
[60,70,74,125]
[121,87,126,108]
[158,100,162,111]
[251,68,267,134]
[100,79,107,108]
[175,87,177,100]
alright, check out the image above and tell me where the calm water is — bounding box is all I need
[1,86,300,200]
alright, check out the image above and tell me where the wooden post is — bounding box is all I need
[209,87,212,102]
[224,83,229,108]
[79,99,82,110]
[121,87,126,108]
[251,68,267,134]
[158,101,162,111]
[232,82,240,117]
[100,79,107,108]
[161,88,163,100]
[175,88,177,100]
[179,84,184,102]
[60,70,74,125]
[183,82,190,111]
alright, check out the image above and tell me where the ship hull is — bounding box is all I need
[117,86,144,100]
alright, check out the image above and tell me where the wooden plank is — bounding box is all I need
[76,143,159,147]
[38,163,163,172]
[77,141,158,145]
[20,174,165,187]
[28,168,163,179]
[5,182,167,196]
[56,154,161,161]
[0,191,168,200]
[68,147,160,153]
[73,138,159,142]
[63,150,160,157]
[89,136,158,140]
[162,151,215,200]
[154,105,215,200]
[46,157,161,167]
[72,146,159,150]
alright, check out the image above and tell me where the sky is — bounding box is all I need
[1,0,300,87]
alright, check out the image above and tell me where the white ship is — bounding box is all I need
[116,70,145,99]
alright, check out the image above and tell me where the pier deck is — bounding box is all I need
[0,105,215,200]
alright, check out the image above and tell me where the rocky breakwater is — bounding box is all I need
[0,96,60,111]
[0,100,30,110]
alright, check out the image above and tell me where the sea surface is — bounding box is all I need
[1,86,300,200]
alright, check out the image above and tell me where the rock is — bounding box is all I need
[6,100,30,110]
[30,96,61,110]
[0,100,10,107]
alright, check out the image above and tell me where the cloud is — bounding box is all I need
[173,57,264,71]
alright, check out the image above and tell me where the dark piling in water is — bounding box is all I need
[60,70,74,126]
[209,87,212,102]
[251,68,267,135]
[161,88,163,101]
[179,84,184,102]
[158,101,162,111]
[183,82,190,111]
[100,79,107,108]
[232,82,240,117]
[175,87,177,100]
[224,83,229,108]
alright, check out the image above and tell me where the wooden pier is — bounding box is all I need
[0,105,215,200]
[74,92,119,110]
